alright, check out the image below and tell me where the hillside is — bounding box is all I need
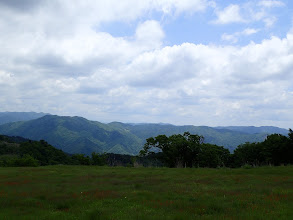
[0,114,288,155]
[215,126,288,135]
[0,134,72,166]
[0,115,142,155]
[107,122,286,151]
[0,112,48,125]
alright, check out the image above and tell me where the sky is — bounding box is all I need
[0,0,293,128]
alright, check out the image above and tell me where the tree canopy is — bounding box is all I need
[140,132,229,168]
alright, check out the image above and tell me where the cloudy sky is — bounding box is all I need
[0,0,293,128]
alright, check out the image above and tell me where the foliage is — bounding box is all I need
[140,129,293,168]
[1,127,292,168]
[71,154,91,165]
[0,154,39,167]
[1,114,287,155]
[19,140,73,165]
[0,135,72,166]
[0,115,142,155]
[233,130,293,167]
[198,143,230,168]
[14,154,39,167]
[140,132,230,168]
[91,152,108,166]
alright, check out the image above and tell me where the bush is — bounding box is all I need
[15,154,39,167]
[0,155,18,167]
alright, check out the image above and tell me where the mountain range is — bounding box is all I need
[0,112,289,155]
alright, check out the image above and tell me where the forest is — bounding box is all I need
[1,129,292,168]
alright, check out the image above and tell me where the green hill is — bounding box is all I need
[108,123,273,151]
[0,114,288,155]
[0,115,142,155]
[0,134,72,166]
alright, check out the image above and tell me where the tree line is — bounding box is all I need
[1,129,292,168]
[139,130,293,168]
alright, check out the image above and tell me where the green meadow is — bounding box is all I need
[0,166,292,219]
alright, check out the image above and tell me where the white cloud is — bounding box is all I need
[212,1,284,28]
[222,28,259,43]
[2,31,293,127]
[263,16,277,27]
[258,0,285,8]
[242,28,259,35]
[213,4,245,24]
[135,20,165,49]
[221,33,238,43]
[0,1,293,127]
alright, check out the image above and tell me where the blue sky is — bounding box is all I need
[0,0,293,128]
[100,0,293,46]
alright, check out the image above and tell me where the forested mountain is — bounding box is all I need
[108,122,274,151]
[0,114,288,155]
[0,134,72,166]
[215,126,288,135]
[0,115,142,155]
[0,112,48,125]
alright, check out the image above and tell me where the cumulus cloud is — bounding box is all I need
[213,4,245,24]
[212,1,285,28]
[0,0,292,127]
[135,20,165,49]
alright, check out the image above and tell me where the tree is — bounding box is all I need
[72,154,91,165]
[233,130,293,167]
[233,142,264,166]
[91,152,107,166]
[15,154,39,167]
[198,144,230,168]
[140,132,204,168]
[288,129,293,164]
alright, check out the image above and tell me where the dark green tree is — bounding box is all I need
[91,152,107,166]
[15,154,39,167]
[140,132,204,167]
[72,154,91,165]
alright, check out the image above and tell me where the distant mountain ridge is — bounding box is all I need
[0,112,289,155]
[215,126,288,135]
[0,112,48,125]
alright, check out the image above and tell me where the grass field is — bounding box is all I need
[0,165,292,219]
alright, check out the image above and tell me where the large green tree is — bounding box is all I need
[140,132,231,168]
[233,129,293,166]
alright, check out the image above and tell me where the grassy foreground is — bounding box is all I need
[0,166,292,219]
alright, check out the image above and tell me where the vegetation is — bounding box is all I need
[139,130,293,168]
[0,135,73,166]
[0,165,292,219]
[0,135,144,167]
[140,132,229,168]
[233,129,293,167]
[0,114,287,155]
[0,116,292,218]
[0,115,142,155]
[1,128,293,168]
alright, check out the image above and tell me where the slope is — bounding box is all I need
[108,123,278,151]
[0,115,142,155]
